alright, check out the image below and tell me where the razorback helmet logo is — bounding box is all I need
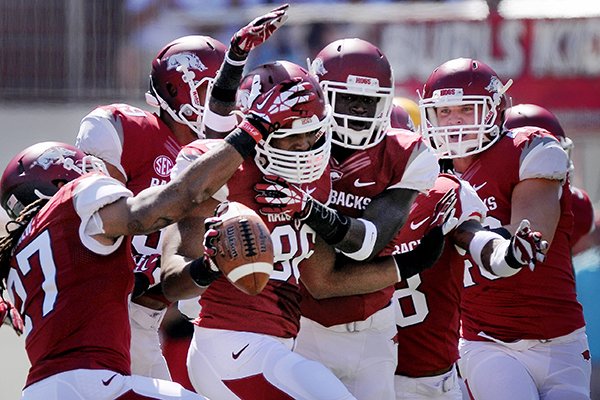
[310,58,328,77]
[485,75,503,94]
[32,147,78,170]
[166,53,207,74]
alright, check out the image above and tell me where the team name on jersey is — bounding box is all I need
[392,239,421,255]
[267,213,293,223]
[329,190,371,210]
[150,177,168,187]
[482,196,497,211]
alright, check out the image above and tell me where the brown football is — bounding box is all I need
[212,201,274,295]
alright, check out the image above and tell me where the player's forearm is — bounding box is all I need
[208,48,245,115]
[113,143,242,237]
[302,200,382,261]
[454,220,522,277]
[161,256,207,302]
[318,257,399,299]
[205,49,244,138]
[305,189,415,262]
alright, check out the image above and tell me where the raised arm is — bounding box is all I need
[205,4,289,138]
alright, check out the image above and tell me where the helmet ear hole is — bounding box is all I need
[166,83,178,98]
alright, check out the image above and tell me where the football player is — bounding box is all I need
[160,60,365,400]
[75,5,288,381]
[504,103,595,251]
[388,108,546,400]
[0,117,270,398]
[419,58,591,400]
[254,38,439,399]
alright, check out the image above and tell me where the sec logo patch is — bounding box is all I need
[153,155,173,178]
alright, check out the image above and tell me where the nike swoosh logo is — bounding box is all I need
[232,343,250,360]
[102,374,118,386]
[410,216,430,230]
[305,187,316,196]
[255,92,274,110]
[472,182,487,192]
[354,179,376,188]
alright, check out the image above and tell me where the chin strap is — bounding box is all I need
[146,76,206,138]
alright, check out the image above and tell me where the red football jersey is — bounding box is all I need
[173,139,331,338]
[387,174,486,377]
[76,103,185,259]
[6,174,134,387]
[459,127,585,342]
[570,186,595,247]
[300,130,439,327]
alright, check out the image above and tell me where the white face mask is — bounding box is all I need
[255,106,333,184]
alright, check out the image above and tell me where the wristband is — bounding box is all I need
[304,199,351,245]
[203,107,238,133]
[468,230,504,270]
[225,52,247,67]
[224,127,258,159]
[210,49,246,107]
[238,119,264,143]
[189,258,221,288]
[489,239,521,277]
[341,219,378,261]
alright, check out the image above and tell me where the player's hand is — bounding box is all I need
[239,78,319,141]
[505,219,548,271]
[132,254,161,299]
[203,217,222,259]
[0,296,24,336]
[430,188,459,235]
[230,4,289,58]
[254,175,313,219]
[189,217,223,287]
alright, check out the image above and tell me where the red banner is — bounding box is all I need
[384,15,600,110]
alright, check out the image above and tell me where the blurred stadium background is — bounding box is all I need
[1,0,600,398]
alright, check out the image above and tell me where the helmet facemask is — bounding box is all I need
[419,80,512,159]
[255,105,333,184]
[146,66,214,139]
[322,76,393,150]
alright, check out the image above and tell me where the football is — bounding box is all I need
[212,201,274,295]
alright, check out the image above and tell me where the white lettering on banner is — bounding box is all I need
[382,18,600,81]
[532,19,600,77]
[381,20,524,81]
